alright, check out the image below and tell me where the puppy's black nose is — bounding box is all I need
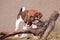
[27,22,32,26]
[25,21,27,23]
[24,21,32,26]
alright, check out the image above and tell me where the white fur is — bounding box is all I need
[15,16,28,38]
[23,25,27,30]
[15,16,24,37]
[35,20,39,22]
[15,16,24,31]
[32,24,37,28]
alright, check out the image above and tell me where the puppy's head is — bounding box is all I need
[17,8,42,26]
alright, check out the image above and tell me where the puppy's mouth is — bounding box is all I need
[25,20,39,27]
[27,22,32,26]
[24,21,32,26]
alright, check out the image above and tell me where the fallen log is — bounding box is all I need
[0,11,59,40]
[41,11,59,40]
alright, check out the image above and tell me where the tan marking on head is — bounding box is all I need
[28,9,39,16]
[27,9,42,21]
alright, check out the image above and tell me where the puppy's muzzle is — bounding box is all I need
[25,21,32,26]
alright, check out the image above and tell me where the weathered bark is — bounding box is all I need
[41,11,59,40]
[0,11,59,40]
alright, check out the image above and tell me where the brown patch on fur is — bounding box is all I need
[17,10,28,19]
[28,9,39,16]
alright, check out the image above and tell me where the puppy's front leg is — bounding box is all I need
[14,19,20,37]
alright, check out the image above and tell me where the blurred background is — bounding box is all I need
[0,0,60,33]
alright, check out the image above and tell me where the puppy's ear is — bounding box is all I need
[20,7,25,12]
